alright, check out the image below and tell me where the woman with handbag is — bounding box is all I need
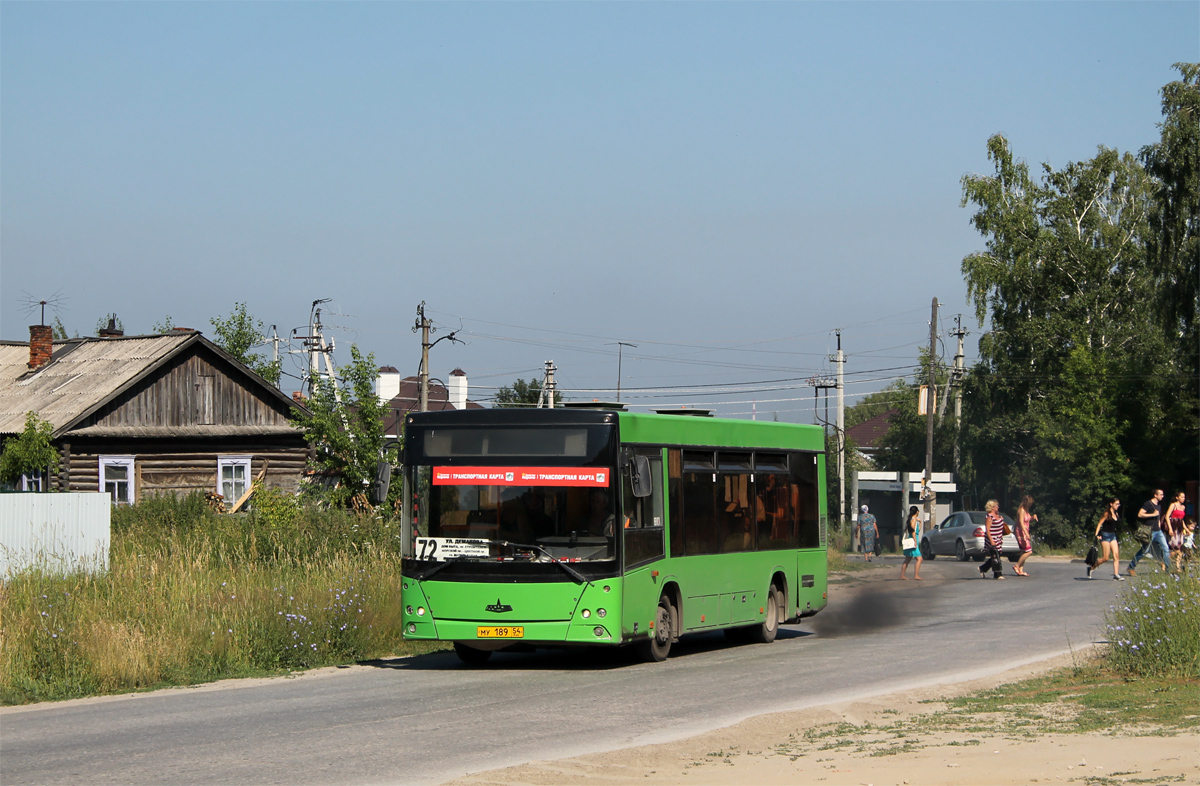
[1013,495,1037,577]
[899,506,923,580]
[979,499,1006,579]
[1089,497,1124,580]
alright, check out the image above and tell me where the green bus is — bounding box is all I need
[399,405,828,664]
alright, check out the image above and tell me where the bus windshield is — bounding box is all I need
[410,465,617,562]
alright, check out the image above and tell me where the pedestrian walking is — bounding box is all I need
[1165,491,1188,572]
[856,505,879,563]
[1128,489,1169,576]
[978,499,1006,579]
[899,506,923,580]
[1089,497,1124,580]
[1013,495,1037,577]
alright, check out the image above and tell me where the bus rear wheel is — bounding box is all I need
[748,586,782,644]
[638,595,675,662]
[454,642,493,666]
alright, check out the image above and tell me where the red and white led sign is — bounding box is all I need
[432,467,610,487]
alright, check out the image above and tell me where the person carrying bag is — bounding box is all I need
[978,499,1006,579]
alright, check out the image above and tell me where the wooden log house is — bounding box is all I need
[1,326,311,504]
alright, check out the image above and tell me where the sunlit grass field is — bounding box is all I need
[0,494,443,705]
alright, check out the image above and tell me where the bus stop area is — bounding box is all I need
[849,471,958,552]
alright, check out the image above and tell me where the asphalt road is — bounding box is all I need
[1,556,1125,786]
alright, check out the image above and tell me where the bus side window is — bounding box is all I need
[791,452,821,548]
[668,449,685,558]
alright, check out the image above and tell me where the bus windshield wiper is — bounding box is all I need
[413,539,591,585]
[504,540,591,585]
[416,555,468,582]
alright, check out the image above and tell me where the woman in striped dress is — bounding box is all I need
[979,499,1006,579]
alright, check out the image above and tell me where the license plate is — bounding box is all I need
[477,626,524,639]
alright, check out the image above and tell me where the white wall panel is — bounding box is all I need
[0,493,110,578]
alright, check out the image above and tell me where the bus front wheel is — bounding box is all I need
[748,586,782,644]
[639,595,675,663]
[454,642,493,666]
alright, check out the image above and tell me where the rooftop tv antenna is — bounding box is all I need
[19,289,68,326]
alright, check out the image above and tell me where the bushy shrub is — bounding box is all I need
[1105,565,1200,678]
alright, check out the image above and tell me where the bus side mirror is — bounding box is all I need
[369,462,392,506]
[629,455,652,498]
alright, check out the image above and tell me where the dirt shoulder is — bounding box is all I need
[444,557,1196,786]
[442,651,1198,786]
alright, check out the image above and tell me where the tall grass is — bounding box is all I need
[1,495,430,705]
[1105,562,1200,678]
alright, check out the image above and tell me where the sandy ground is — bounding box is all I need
[442,652,1199,786]
[443,558,1199,786]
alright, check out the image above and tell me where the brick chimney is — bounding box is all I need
[28,325,53,370]
[98,315,124,338]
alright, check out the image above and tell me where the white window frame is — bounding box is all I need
[18,471,44,492]
[99,456,135,505]
[218,456,253,505]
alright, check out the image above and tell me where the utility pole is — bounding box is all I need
[414,302,432,412]
[610,342,636,403]
[835,328,844,532]
[294,299,338,398]
[412,301,461,411]
[537,360,558,409]
[924,297,939,526]
[950,315,968,474]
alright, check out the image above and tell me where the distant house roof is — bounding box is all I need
[381,375,483,437]
[845,409,896,453]
[0,331,304,438]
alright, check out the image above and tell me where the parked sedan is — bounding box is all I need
[921,510,1021,561]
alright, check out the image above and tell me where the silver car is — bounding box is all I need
[921,510,1020,561]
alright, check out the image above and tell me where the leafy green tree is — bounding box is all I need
[844,386,903,430]
[292,346,394,508]
[209,303,281,386]
[51,317,69,340]
[0,412,59,488]
[874,352,956,475]
[1137,63,1200,494]
[152,315,175,334]
[1140,63,1200,356]
[493,378,562,407]
[956,133,1169,541]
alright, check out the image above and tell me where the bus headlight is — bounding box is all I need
[581,609,591,618]
[593,627,606,637]
[597,608,607,618]
[407,623,416,634]
[417,607,426,616]
[406,605,414,615]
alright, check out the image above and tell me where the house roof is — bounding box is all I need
[0,332,304,438]
[845,409,897,451]
[381,375,483,435]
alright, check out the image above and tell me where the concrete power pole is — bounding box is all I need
[412,301,460,412]
[835,328,844,525]
[924,297,939,525]
[538,360,558,409]
[950,315,968,474]
[414,302,432,412]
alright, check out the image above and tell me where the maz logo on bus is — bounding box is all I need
[485,599,513,613]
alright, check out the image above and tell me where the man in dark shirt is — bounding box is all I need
[1128,489,1168,575]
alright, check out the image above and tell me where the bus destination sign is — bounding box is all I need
[414,537,490,561]
[432,467,609,487]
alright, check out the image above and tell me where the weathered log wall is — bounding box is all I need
[61,439,311,499]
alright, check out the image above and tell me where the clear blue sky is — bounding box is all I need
[3,2,1195,418]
